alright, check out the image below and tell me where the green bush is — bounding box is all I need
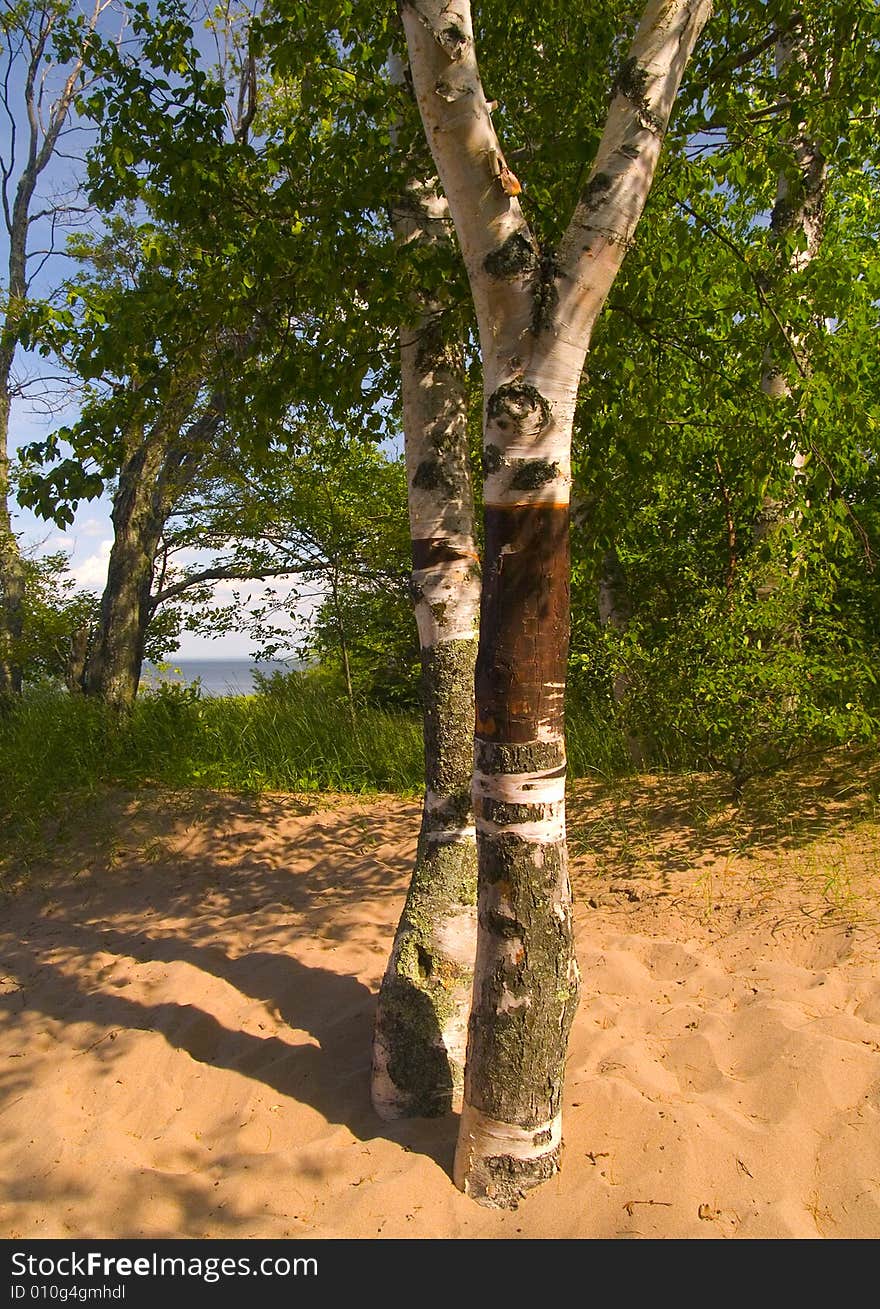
[607,577,879,790]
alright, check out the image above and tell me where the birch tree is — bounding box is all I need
[0,0,112,697]
[244,12,482,1111]
[371,134,480,1118]
[400,0,711,1204]
[19,1,296,707]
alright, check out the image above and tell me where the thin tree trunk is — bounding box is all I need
[328,568,357,721]
[371,153,481,1119]
[0,86,34,697]
[754,27,827,581]
[0,381,25,697]
[0,1,107,698]
[402,0,710,1204]
[714,456,738,601]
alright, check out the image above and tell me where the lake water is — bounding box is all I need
[141,659,300,698]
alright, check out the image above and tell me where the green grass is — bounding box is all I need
[3,675,878,900]
[0,677,424,848]
[8,667,867,869]
[0,676,636,866]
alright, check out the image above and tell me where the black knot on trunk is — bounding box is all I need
[482,443,504,476]
[438,22,468,60]
[486,383,551,438]
[484,230,539,280]
[510,458,560,491]
[612,55,662,132]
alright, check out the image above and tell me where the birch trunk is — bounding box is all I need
[371,163,481,1119]
[754,29,827,578]
[402,0,711,1204]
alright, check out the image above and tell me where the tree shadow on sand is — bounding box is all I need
[567,746,880,890]
[0,793,460,1186]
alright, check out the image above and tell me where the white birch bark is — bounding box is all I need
[755,29,827,561]
[401,0,712,1205]
[371,65,481,1118]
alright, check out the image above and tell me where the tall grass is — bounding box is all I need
[0,673,639,858]
[565,689,635,778]
[0,676,423,843]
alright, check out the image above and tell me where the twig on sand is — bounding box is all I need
[75,1029,119,1056]
[623,1199,672,1216]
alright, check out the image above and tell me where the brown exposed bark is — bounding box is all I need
[754,27,828,562]
[476,505,569,743]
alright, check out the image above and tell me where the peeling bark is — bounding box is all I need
[401,0,711,1203]
[371,125,481,1118]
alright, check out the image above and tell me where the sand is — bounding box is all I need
[1,767,879,1239]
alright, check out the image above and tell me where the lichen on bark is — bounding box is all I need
[421,637,479,794]
[371,631,479,1119]
[373,817,478,1117]
[476,738,566,776]
[509,458,559,491]
[465,1146,561,1209]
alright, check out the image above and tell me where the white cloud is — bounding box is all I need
[71,539,112,589]
[80,517,105,537]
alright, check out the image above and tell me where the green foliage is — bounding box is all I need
[573,551,880,791]
[16,553,97,685]
[0,674,425,846]
[8,0,880,800]
[309,576,419,708]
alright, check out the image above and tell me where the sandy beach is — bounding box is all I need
[2,763,879,1239]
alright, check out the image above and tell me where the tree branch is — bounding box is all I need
[150,563,317,611]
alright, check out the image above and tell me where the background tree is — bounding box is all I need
[370,90,481,1120]
[16,0,364,705]
[565,0,880,789]
[0,0,113,697]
